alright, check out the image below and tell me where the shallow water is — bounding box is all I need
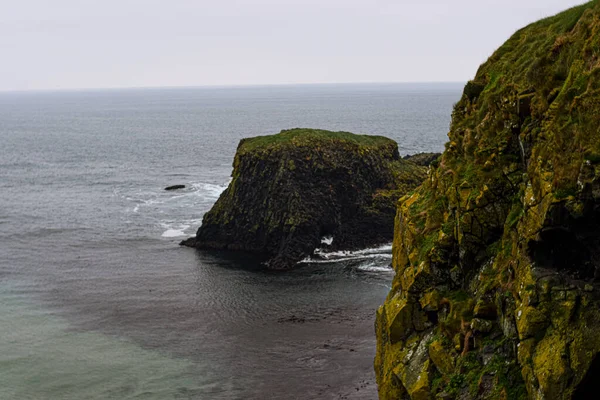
[0,83,461,399]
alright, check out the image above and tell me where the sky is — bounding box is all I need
[0,0,590,91]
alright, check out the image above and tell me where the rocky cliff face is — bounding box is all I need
[182,128,425,269]
[376,2,600,399]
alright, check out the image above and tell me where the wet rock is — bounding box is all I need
[403,152,442,167]
[164,185,185,191]
[428,339,456,375]
[471,318,493,334]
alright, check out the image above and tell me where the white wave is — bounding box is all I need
[313,243,393,259]
[190,182,229,200]
[357,263,394,273]
[159,222,191,238]
[161,229,188,238]
[121,180,230,217]
[321,236,333,245]
[298,253,392,264]
[299,243,393,264]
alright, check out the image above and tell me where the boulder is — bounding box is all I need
[165,185,186,191]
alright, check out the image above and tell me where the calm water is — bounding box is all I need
[0,83,461,399]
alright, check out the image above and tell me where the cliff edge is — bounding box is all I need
[182,128,426,269]
[376,2,600,399]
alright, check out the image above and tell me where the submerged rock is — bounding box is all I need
[165,185,186,191]
[181,128,426,269]
[376,2,600,399]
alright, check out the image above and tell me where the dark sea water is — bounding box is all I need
[0,83,462,399]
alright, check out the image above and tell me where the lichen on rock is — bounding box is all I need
[182,128,426,269]
[376,1,600,399]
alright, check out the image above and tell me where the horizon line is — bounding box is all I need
[0,80,466,94]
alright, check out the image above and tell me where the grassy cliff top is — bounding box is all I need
[448,0,600,198]
[469,0,599,106]
[481,0,597,84]
[237,128,396,154]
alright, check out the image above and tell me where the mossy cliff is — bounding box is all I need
[375,2,600,399]
[182,128,425,269]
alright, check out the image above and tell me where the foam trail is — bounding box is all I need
[357,263,394,273]
[160,222,190,238]
[313,243,393,259]
[298,253,392,264]
[299,243,393,264]
[161,229,188,238]
[190,182,229,200]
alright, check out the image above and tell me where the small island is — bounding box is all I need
[182,128,427,269]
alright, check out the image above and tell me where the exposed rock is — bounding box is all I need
[376,2,600,399]
[182,128,426,269]
[403,152,442,167]
[165,185,186,191]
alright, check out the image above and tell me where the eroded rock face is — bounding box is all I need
[182,128,426,269]
[376,2,600,399]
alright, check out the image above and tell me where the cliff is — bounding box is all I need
[182,128,426,269]
[375,2,600,399]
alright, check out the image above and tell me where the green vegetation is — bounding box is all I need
[375,2,600,399]
[238,128,395,154]
[184,128,427,269]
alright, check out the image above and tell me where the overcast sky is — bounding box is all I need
[0,0,588,91]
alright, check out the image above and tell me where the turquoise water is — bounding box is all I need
[0,83,461,399]
[0,284,202,400]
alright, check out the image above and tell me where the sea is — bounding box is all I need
[0,83,462,400]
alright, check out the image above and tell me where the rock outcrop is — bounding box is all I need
[376,2,600,399]
[403,153,442,167]
[182,128,426,269]
[165,185,186,191]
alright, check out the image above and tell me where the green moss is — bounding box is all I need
[554,185,578,199]
[584,152,600,164]
[238,128,395,154]
[376,2,600,398]
[449,290,470,302]
[417,233,438,260]
[506,201,524,228]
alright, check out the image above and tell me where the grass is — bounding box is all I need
[238,128,395,153]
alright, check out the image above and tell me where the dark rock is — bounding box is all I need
[181,128,426,269]
[403,152,442,167]
[165,185,186,191]
[463,80,486,102]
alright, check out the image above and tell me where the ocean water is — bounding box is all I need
[0,83,462,399]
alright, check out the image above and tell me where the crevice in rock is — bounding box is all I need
[528,228,595,281]
[426,310,439,325]
[573,353,600,400]
[527,203,600,282]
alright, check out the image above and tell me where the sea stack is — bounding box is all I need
[375,2,600,399]
[182,128,426,269]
